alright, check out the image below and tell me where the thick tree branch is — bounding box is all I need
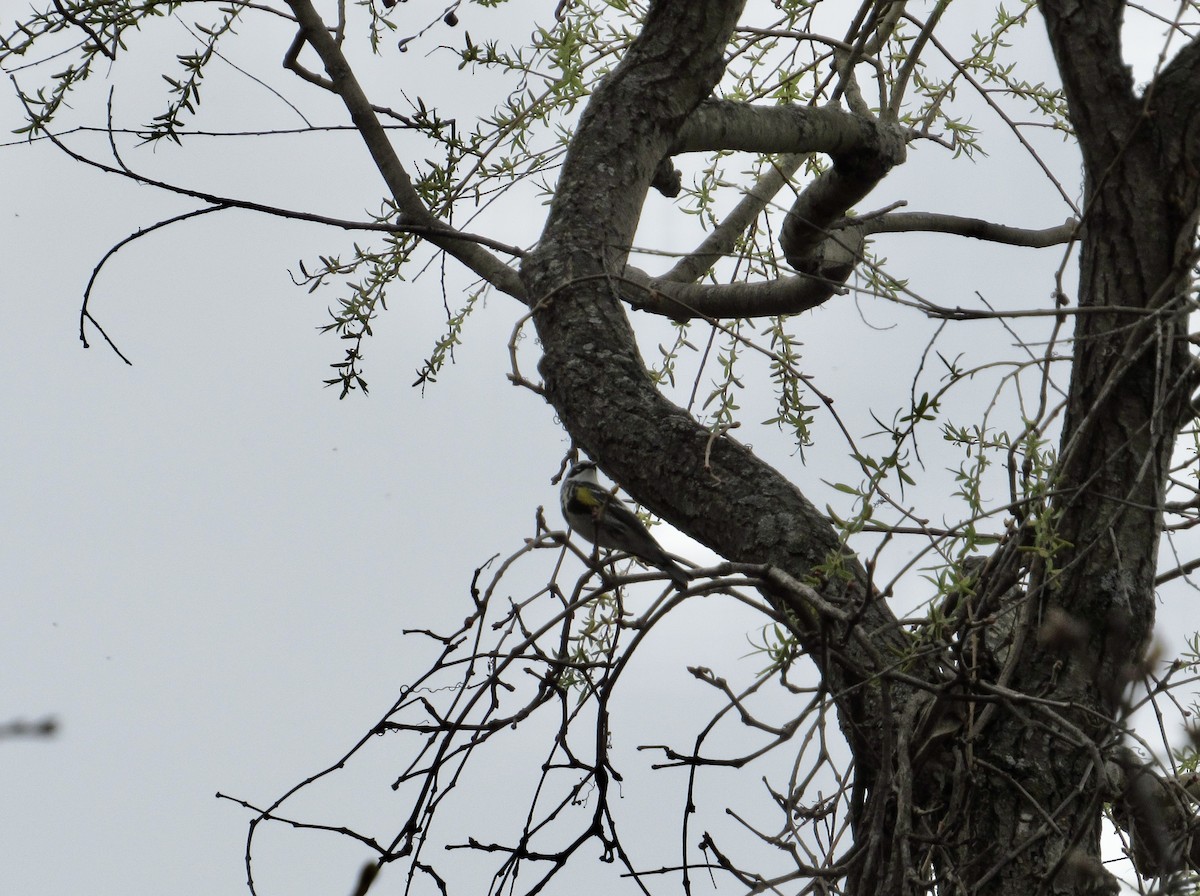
[1154,31,1200,106]
[1039,0,1139,170]
[627,207,1074,320]
[659,102,902,297]
[522,2,919,807]
[283,0,525,300]
[672,99,903,156]
[674,98,909,281]
[670,98,907,305]
[1147,34,1200,248]
[779,124,905,270]
[655,94,1072,323]
[623,264,849,319]
[970,32,1200,891]
[1036,1,1198,668]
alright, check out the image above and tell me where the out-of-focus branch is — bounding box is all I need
[0,716,58,739]
[1107,747,1200,877]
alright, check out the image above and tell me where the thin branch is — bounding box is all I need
[659,153,803,285]
[10,104,525,258]
[1154,555,1200,586]
[79,205,230,363]
[51,0,115,59]
[859,211,1078,247]
[888,0,950,116]
[282,0,525,299]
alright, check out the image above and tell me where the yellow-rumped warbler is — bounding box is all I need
[560,459,690,590]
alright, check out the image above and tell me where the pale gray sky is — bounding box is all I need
[3,4,1196,895]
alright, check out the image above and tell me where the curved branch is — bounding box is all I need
[633,210,1075,322]
[80,205,229,363]
[664,99,905,297]
[522,0,918,793]
[624,263,849,320]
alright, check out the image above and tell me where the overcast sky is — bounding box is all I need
[3,4,1196,895]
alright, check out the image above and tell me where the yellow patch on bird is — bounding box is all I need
[572,485,604,509]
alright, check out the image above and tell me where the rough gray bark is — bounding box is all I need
[521,2,923,893]
[273,0,1200,891]
[951,4,1200,892]
[15,0,1200,892]
[520,1,1200,894]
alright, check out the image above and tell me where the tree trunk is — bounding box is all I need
[924,5,1200,894]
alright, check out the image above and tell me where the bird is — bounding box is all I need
[560,459,691,590]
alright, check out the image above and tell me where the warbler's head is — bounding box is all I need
[565,460,600,484]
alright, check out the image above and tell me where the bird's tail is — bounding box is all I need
[660,557,692,591]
